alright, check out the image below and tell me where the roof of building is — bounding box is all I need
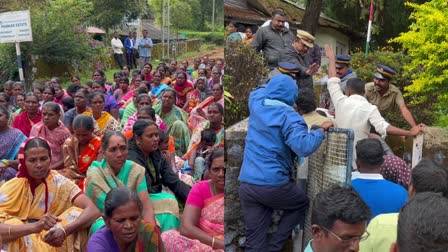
[225,0,357,36]
[224,0,267,25]
[86,26,106,34]
[117,19,179,41]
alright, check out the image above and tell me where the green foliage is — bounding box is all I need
[0,0,106,85]
[390,0,448,127]
[322,0,427,48]
[29,0,94,66]
[169,1,193,30]
[149,0,223,32]
[91,0,147,32]
[180,31,224,45]
[0,44,18,86]
[224,45,268,127]
[350,47,435,128]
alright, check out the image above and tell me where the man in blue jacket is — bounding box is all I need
[239,73,332,251]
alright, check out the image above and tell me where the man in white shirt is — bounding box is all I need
[111,31,125,69]
[324,46,422,170]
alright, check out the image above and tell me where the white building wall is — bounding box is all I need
[314,27,350,68]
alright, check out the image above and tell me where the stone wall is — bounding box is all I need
[224,118,248,252]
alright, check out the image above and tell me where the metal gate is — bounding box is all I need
[302,128,354,247]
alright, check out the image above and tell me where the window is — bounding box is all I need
[336,41,348,55]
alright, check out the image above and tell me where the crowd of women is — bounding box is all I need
[0,56,225,251]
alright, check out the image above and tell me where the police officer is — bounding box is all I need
[365,64,420,128]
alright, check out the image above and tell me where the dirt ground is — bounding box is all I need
[185,47,224,63]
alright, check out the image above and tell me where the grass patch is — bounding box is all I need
[179,30,224,46]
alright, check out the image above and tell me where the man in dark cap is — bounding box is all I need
[365,65,419,127]
[280,29,319,89]
[269,61,301,79]
[321,54,358,112]
[335,54,357,93]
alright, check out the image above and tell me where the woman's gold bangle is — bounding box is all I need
[1,159,9,167]
[211,236,215,249]
[60,227,67,238]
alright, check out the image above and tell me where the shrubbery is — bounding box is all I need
[390,0,448,127]
[224,44,268,127]
[182,31,224,46]
[0,44,19,87]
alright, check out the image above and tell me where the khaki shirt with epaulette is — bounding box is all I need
[365,82,405,114]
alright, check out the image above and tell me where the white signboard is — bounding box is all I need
[0,10,32,43]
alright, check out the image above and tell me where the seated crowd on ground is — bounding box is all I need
[0,56,225,251]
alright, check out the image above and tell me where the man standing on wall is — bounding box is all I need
[137,29,153,68]
[252,9,295,71]
[111,32,125,69]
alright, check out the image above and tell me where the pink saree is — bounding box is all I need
[161,194,224,251]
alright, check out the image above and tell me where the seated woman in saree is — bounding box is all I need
[11,93,26,119]
[83,92,121,135]
[142,63,154,83]
[0,105,27,182]
[161,148,225,251]
[91,79,119,120]
[120,87,148,128]
[30,102,71,170]
[183,84,201,115]
[128,119,191,233]
[172,71,194,109]
[61,115,103,189]
[64,88,90,133]
[156,65,172,85]
[0,93,15,120]
[150,71,170,99]
[153,89,191,156]
[184,103,224,164]
[195,77,212,103]
[112,76,131,108]
[85,131,157,235]
[0,138,101,251]
[187,83,224,132]
[12,92,42,137]
[87,187,163,252]
[122,94,166,134]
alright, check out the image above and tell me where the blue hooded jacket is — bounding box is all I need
[239,74,325,186]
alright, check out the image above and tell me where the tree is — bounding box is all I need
[0,0,96,87]
[149,0,223,31]
[322,0,428,49]
[391,0,448,126]
[168,1,193,30]
[91,0,148,39]
[224,44,268,126]
[301,0,324,35]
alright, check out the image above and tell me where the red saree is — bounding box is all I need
[173,80,195,108]
[62,135,102,190]
[11,110,42,137]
